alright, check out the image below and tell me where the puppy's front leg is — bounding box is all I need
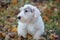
[33,31,44,40]
[17,26,27,40]
[17,30,27,40]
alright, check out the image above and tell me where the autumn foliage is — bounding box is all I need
[0,0,59,40]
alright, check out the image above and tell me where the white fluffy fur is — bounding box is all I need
[17,4,44,40]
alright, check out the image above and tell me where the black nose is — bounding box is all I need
[17,16,21,19]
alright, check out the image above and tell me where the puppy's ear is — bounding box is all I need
[34,7,41,18]
[19,7,23,11]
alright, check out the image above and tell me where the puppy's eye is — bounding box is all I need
[25,10,28,12]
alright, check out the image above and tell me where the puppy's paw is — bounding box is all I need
[33,35,40,40]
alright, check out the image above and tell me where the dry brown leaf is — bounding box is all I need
[0,31,3,38]
[11,27,17,32]
[11,0,17,5]
[42,16,49,22]
[5,34,10,40]
[49,33,58,40]
[27,34,32,39]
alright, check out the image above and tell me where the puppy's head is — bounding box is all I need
[17,4,41,23]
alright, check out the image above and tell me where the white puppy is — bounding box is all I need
[17,4,44,40]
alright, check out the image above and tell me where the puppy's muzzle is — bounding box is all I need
[17,16,21,20]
